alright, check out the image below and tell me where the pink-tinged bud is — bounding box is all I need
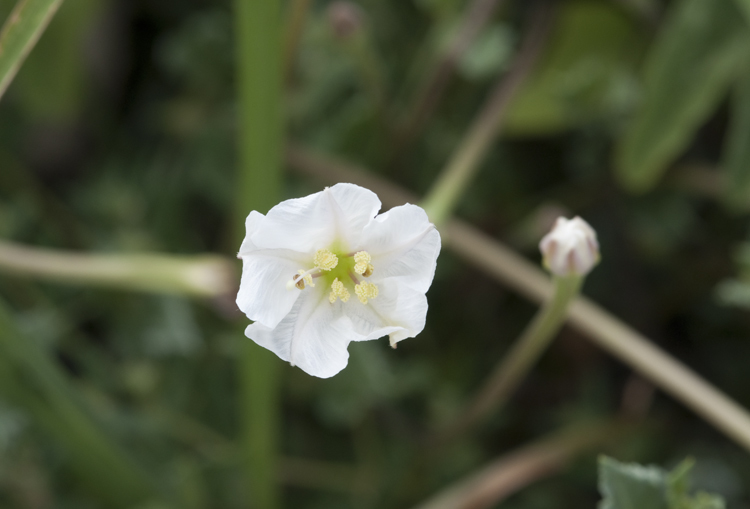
[539,216,600,277]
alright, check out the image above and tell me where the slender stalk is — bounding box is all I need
[411,419,628,509]
[285,145,750,453]
[0,239,234,296]
[420,4,554,226]
[234,0,283,507]
[0,0,64,100]
[391,0,506,161]
[0,301,160,507]
[436,275,582,444]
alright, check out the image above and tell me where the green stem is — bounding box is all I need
[0,300,161,507]
[390,0,505,162]
[419,4,553,227]
[437,275,582,443]
[0,239,234,296]
[0,0,64,100]
[234,0,283,507]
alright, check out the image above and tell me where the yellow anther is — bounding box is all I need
[362,264,374,277]
[354,281,378,304]
[353,251,371,274]
[294,269,314,290]
[329,278,350,303]
[314,249,339,271]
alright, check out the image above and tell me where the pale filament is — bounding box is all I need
[287,266,321,290]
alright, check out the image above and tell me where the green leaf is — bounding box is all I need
[721,71,750,209]
[12,0,102,120]
[0,299,160,507]
[615,0,750,192]
[598,457,727,509]
[598,456,669,509]
[666,459,726,509]
[0,0,65,101]
[504,1,644,135]
[666,458,695,506]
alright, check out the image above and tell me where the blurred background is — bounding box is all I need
[1,0,750,507]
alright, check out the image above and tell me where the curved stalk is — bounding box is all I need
[420,4,554,226]
[436,275,582,444]
[412,419,628,509]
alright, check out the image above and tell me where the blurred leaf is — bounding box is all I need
[666,459,726,509]
[666,459,695,506]
[615,0,750,192]
[716,279,750,308]
[598,457,726,509]
[11,0,102,120]
[0,299,160,507]
[733,0,750,25]
[458,24,514,81]
[598,456,667,509]
[721,71,750,209]
[0,0,64,100]
[144,297,203,357]
[504,1,643,135]
[0,402,26,458]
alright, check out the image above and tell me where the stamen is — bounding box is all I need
[314,249,339,271]
[353,251,371,275]
[287,267,318,290]
[354,281,378,304]
[296,269,314,289]
[329,278,350,303]
[362,264,374,277]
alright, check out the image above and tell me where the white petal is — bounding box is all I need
[238,211,264,254]
[343,279,428,345]
[245,290,361,378]
[236,211,309,328]
[327,183,381,246]
[251,183,381,253]
[360,204,441,293]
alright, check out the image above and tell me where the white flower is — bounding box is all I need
[539,216,599,277]
[236,183,441,378]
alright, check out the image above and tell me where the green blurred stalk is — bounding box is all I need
[0,239,234,297]
[436,275,582,444]
[0,0,64,100]
[419,4,553,226]
[234,0,283,508]
[0,300,160,507]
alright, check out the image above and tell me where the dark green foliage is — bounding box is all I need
[0,0,750,507]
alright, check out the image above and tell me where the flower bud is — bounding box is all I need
[539,216,600,277]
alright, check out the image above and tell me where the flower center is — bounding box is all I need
[288,248,378,305]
